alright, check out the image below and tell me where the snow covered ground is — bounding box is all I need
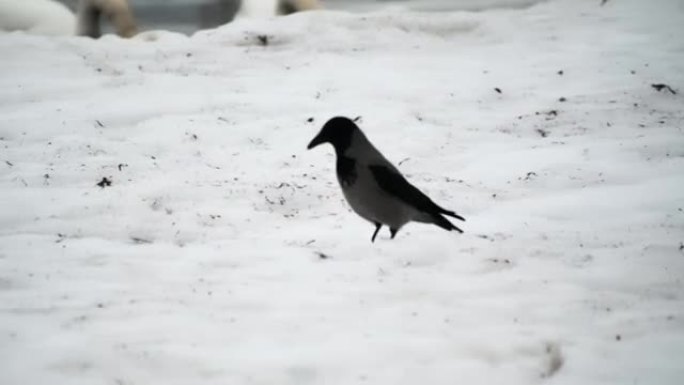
[1,0,684,384]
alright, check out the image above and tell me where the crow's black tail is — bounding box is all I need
[437,206,466,222]
[432,213,464,233]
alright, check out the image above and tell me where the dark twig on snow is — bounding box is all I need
[651,83,677,95]
[131,237,152,245]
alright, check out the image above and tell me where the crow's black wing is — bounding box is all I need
[369,165,465,222]
[369,165,442,213]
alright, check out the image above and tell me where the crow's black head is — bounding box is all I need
[307,116,358,153]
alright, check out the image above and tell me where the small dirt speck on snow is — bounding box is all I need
[316,252,331,260]
[96,177,112,188]
[257,35,269,46]
[522,171,538,181]
[542,342,564,378]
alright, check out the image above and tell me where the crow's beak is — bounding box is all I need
[307,132,326,150]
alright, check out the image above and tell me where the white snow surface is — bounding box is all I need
[1,0,684,384]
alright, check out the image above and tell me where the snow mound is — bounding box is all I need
[197,10,480,49]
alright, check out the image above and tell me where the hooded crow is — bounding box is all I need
[307,116,465,242]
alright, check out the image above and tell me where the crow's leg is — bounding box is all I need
[371,222,382,242]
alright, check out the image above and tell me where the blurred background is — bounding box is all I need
[53,0,542,35]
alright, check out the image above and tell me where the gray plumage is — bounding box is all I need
[307,116,465,242]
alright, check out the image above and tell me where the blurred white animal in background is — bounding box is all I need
[237,0,320,18]
[0,0,74,35]
[0,0,136,38]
